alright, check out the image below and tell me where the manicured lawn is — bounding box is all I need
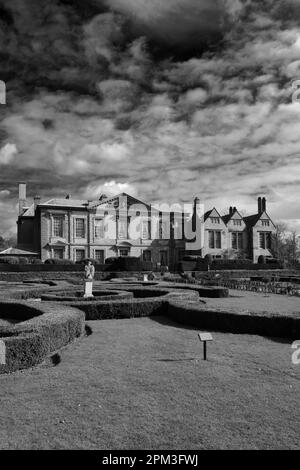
[0,316,299,449]
[202,290,300,317]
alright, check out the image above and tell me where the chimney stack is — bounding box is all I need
[192,197,201,231]
[262,197,266,213]
[229,206,233,216]
[18,182,27,215]
[258,197,262,214]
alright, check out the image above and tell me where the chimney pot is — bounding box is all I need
[262,197,266,213]
[258,197,262,214]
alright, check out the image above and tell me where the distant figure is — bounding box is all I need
[84,260,95,280]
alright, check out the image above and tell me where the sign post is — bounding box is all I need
[198,332,213,360]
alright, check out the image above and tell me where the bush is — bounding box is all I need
[0,256,20,264]
[0,301,85,374]
[167,300,300,339]
[204,254,213,265]
[18,257,29,264]
[44,259,75,265]
[30,258,43,264]
[105,257,118,264]
[107,257,153,272]
[258,255,266,264]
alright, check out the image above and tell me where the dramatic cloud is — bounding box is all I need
[0,0,300,235]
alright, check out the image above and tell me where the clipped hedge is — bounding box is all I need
[0,301,85,374]
[167,300,300,339]
[59,286,199,320]
[159,282,229,298]
[40,290,133,302]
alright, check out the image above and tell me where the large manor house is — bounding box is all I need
[17,183,276,267]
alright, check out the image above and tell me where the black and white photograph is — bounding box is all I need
[0,0,299,454]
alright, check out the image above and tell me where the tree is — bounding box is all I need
[271,222,287,262]
[0,235,17,251]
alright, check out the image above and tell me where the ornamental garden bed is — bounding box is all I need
[0,301,85,374]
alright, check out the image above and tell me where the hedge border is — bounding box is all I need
[40,290,134,302]
[61,287,200,320]
[0,301,85,374]
[166,300,300,339]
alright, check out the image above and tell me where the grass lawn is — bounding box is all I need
[0,315,299,450]
[200,290,300,317]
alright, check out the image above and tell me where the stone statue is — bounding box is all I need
[83,260,95,298]
[84,260,95,280]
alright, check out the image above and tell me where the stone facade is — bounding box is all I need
[17,184,276,265]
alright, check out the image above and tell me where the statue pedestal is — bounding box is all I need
[83,280,94,298]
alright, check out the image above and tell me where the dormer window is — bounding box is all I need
[233,220,242,226]
[261,220,270,227]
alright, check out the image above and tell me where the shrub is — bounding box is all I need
[204,254,213,265]
[0,256,19,264]
[105,257,118,264]
[44,259,75,265]
[167,300,300,339]
[0,301,85,374]
[18,257,29,264]
[31,258,44,264]
[107,257,153,272]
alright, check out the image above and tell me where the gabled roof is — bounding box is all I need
[90,192,153,212]
[243,211,276,229]
[222,208,244,226]
[203,207,223,221]
[0,247,39,256]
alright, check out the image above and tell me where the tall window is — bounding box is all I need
[53,216,63,237]
[208,230,221,249]
[232,232,243,250]
[259,232,271,249]
[94,219,104,239]
[75,218,85,238]
[75,249,85,262]
[94,250,104,263]
[118,220,127,239]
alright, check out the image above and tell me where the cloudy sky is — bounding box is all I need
[0,0,300,236]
